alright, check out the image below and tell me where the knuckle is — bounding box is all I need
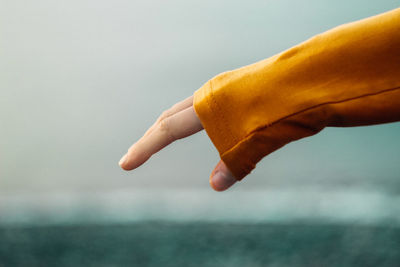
[158,117,170,133]
[158,118,174,140]
[159,110,169,120]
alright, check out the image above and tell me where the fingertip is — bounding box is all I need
[119,150,151,171]
[209,161,237,192]
[210,171,236,191]
[119,154,127,166]
[119,154,131,170]
[209,174,222,191]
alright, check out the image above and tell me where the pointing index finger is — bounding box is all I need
[119,105,203,171]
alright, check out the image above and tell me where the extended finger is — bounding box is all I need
[143,95,194,138]
[119,106,203,170]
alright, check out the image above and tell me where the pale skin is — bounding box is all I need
[118,95,237,191]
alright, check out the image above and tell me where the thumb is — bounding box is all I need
[209,160,237,192]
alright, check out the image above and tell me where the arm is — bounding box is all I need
[194,7,400,180]
[120,7,400,190]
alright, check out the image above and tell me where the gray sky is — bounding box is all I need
[1,0,400,194]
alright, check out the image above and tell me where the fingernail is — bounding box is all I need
[119,154,127,167]
[211,171,236,191]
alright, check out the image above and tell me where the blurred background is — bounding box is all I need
[1,0,400,266]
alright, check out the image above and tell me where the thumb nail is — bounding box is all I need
[119,154,127,167]
[210,171,236,191]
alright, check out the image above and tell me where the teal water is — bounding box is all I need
[1,222,400,267]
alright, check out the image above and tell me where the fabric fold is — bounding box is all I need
[193,7,400,180]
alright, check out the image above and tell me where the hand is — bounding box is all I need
[119,95,238,191]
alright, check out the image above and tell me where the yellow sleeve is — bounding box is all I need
[193,7,400,181]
